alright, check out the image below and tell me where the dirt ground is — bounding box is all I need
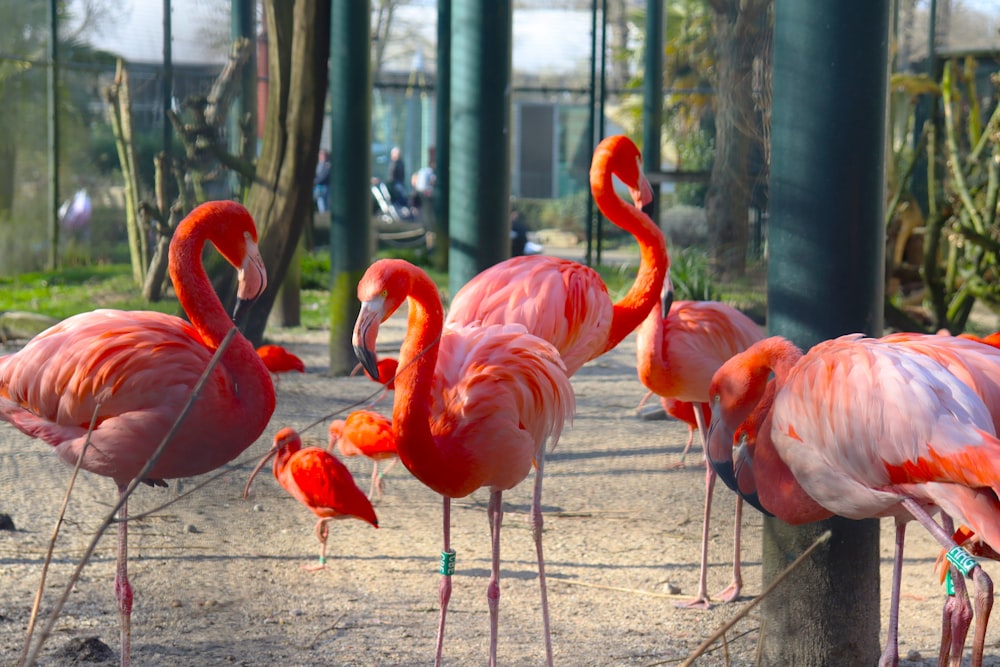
[3,314,1000,666]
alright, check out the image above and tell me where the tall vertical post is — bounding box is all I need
[761,2,889,664]
[448,0,512,295]
[642,0,664,223]
[231,0,256,195]
[47,0,59,270]
[329,0,372,373]
[432,0,450,271]
[163,0,173,158]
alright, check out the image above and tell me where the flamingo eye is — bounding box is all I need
[381,289,389,298]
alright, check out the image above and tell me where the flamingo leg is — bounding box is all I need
[679,405,714,609]
[530,453,555,667]
[900,498,994,667]
[114,485,133,667]
[487,490,504,667]
[434,497,454,667]
[937,514,973,667]
[879,519,906,667]
[716,495,743,602]
[371,458,399,500]
[303,518,331,571]
[368,463,380,501]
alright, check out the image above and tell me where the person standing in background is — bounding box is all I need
[313,148,331,213]
[388,146,407,206]
[410,145,436,209]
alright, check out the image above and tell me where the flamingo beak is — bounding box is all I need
[353,301,383,380]
[233,240,268,326]
[706,399,738,491]
[733,439,772,516]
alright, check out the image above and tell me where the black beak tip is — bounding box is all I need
[741,491,773,517]
[353,344,379,380]
[709,459,739,493]
[641,200,656,218]
[233,298,255,329]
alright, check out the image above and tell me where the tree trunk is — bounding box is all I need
[705,1,768,279]
[226,0,330,346]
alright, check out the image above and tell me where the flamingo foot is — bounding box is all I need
[301,558,328,572]
[715,580,741,603]
[676,595,712,610]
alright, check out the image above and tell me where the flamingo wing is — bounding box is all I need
[446,256,612,376]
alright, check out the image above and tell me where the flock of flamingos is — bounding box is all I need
[3,134,1000,666]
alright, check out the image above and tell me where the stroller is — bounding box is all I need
[371,180,428,248]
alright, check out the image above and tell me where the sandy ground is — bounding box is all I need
[3,314,1000,666]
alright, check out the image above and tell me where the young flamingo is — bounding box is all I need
[353,258,575,667]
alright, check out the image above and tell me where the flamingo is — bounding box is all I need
[707,334,999,667]
[634,393,710,464]
[244,427,378,570]
[634,274,763,608]
[444,134,666,653]
[353,258,575,667]
[328,409,398,500]
[0,200,275,667]
[256,344,305,382]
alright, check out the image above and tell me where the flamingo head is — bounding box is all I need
[353,260,412,380]
[243,427,301,498]
[592,135,654,210]
[327,419,346,452]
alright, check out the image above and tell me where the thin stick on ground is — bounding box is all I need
[19,403,102,665]
[20,328,237,667]
[676,529,832,667]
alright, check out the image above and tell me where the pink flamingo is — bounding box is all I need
[353,258,575,667]
[708,334,999,667]
[444,134,666,651]
[634,274,763,608]
[0,200,275,667]
[327,409,398,500]
[256,344,305,382]
[244,427,378,571]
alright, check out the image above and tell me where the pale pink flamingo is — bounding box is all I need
[707,334,999,667]
[444,134,666,650]
[353,258,575,667]
[244,427,378,570]
[327,409,398,500]
[634,274,763,608]
[0,200,275,667]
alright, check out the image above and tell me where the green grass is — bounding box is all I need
[0,265,179,321]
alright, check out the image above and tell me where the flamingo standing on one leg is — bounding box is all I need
[634,274,763,608]
[256,344,305,383]
[0,200,275,667]
[444,134,667,659]
[328,410,398,500]
[353,258,575,667]
[707,334,1000,667]
[244,427,378,570]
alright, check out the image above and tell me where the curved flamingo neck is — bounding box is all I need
[169,214,238,348]
[591,149,668,353]
[168,206,275,434]
[390,266,449,483]
[635,298,675,395]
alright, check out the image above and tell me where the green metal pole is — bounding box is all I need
[762,2,888,664]
[47,0,59,270]
[431,0,450,272]
[585,0,598,267]
[163,0,173,159]
[329,0,372,374]
[447,0,512,296]
[642,0,663,223]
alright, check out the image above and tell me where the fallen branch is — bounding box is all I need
[678,529,832,667]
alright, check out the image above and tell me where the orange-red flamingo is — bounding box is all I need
[708,334,999,667]
[328,409,398,500]
[634,393,710,464]
[0,200,274,667]
[244,427,378,570]
[634,274,763,608]
[256,344,305,382]
[444,134,666,652]
[353,258,575,667]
